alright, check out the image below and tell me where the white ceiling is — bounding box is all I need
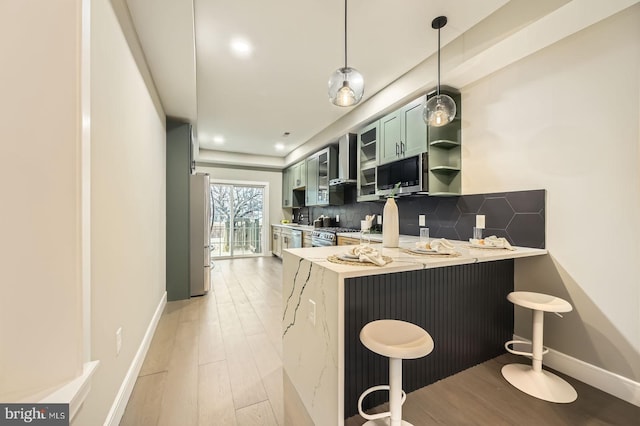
[123,0,640,169]
[126,0,508,159]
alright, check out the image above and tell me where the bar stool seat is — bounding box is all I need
[359,320,434,426]
[502,291,577,403]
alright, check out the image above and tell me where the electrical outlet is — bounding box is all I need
[419,214,426,227]
[377,215,382,224]
[116,327,122,356]
[336,215,340,223]
[308,299,316,326]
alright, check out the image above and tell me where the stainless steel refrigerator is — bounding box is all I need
[190,173,211,296]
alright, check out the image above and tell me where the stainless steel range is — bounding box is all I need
[311,227,359,247]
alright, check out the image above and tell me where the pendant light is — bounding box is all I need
[424,16,456,126]
[328,0,364,107]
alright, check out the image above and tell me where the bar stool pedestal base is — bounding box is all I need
[363,419,413,426]
[501,363,577,403]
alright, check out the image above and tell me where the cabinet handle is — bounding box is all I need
[395,143,399,156]
[401,141,405,155]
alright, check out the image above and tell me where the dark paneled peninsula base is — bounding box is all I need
[344,260,515,418]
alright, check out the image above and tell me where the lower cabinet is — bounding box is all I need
[281,228,292,252]
[337,235,360,246]
[303,231,312,248]
[272,226,282,257]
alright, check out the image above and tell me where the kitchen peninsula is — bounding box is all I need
[282,241,546,425]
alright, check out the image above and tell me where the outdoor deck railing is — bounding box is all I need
[210,219,262,256]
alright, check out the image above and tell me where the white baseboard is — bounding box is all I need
[513,334,640,407]
[39,360,100,422]
[104,292,167,426]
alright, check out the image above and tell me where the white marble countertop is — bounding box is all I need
[337,231,417,244]
[271,223,315,231]
[285,240,547,279]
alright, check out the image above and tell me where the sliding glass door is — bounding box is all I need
[210,183,265,258]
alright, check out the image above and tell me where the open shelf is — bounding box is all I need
[358,192,380,200]
[360,142,376,163]
[430,139,460,149]
[430,166,461,174]
[428,164,461,195]
[428,192,460,197]
[425,87,461,196]
[357,120,380,202]
[360,160,377,171]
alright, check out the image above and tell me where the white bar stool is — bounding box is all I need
[358,319,434,426]
[502,291,577,403]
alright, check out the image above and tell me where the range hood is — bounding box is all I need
[329,133,357,186]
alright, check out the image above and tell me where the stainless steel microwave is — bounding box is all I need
[376,153,428,197]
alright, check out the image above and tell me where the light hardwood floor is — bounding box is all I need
[121,257,283,426]
[122,256,640,425]
[345,353,640,425]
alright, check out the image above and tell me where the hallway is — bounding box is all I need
[121,257,283,425]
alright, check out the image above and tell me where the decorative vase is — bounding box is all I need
[382,197,399,248]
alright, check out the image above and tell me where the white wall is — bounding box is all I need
[196,165,284,250]
[0,0,83,401]
[462,5,640,381]
[72,0,166,423]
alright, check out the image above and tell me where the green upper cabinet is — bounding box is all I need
[378,96,427,165]
[282,160,306,208]
[402,98,428,158]
[305,155,318,206]
[305,146,343,206]
[378,111,401,165]
[357,120,380,202]
[291,160,306,189]
[282,167,292,207]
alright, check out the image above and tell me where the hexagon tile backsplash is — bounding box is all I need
[304,189,546,249]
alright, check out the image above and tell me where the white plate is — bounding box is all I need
[338,253,360,259]
[411,247,438,253]
[408,248,457,256]
[469,241,511,249]
[341,252,360,259]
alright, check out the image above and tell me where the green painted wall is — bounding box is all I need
[166,119,191,301]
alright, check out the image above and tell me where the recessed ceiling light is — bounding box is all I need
[275,143,285,151]
[230,37,253,58]
[213,135,225,144]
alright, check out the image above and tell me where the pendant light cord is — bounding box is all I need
[437,25,441,96]
[344,0,348,69]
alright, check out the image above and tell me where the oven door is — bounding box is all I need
[312,232,336,247]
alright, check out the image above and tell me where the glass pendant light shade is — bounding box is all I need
[424,93,456,127]
[424,15,456,126]
[328,67,364,107]
[328,0,364,107]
